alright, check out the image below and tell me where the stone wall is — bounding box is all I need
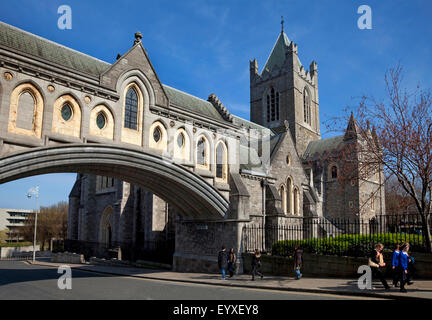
[173,219,246,273]
[242,252,432,279]
[0,245,40,258]
[51,252,85,264]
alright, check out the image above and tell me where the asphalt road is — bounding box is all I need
[0,260,380,300]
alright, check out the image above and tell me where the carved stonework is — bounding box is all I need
[170,120,175,127]
[3,72,13,80]
[47,85,55,93]
[84,96,92,104]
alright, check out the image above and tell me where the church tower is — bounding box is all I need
[250,24,321,156]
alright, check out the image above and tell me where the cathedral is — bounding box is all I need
[68,27,385,252]
[0,21,385,270]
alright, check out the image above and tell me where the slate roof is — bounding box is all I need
[261,31,302,75]
[0,21,111,76]
[303,135,344,159]
[162,85,225,121]
[0,22,287,136]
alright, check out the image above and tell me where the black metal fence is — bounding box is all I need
[243,214,431,257]
[54,237,175,265]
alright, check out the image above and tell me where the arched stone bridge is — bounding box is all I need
[0,144,229,219]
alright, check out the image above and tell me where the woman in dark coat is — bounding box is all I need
[251,249,263,281]
[217,246,228,280]
[368,243,390,290]
[293,245,303,280]
[228,248,236,278]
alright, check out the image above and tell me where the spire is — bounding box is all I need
[261,29,290,75]
[344,112,361,141]
[371,125,380,147]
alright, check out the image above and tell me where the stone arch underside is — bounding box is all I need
[0,144,229,219]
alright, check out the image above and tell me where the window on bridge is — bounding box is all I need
[125,87,138,130]
[216,141,228,182]
[16,90,35,130]
[174,128,190,161]
[197,136,209,169]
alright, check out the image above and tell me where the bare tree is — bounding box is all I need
[22,201,68,250]
[331,65,432,252]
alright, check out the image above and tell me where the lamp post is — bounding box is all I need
[27,186,39,263]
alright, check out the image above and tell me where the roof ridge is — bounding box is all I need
[0,21,111,66]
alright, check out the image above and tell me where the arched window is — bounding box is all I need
[370,193,375,211]
[9,83,44,138]
[331,165,338,179]
[197,136,209,168]
[174,128,190,161]
[17,91,35,130]
[294,188,300,215]
[125,87,138,129]
[304,88,311,125]
[216,141,228,181]
[99,206,114,247]
[266,87,280,122]
[280,184,287,214]
[286,177,293,214]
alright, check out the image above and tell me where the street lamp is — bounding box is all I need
[27,186,39,263]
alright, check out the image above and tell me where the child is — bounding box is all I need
[398,242,410,293]
[391,243,401,287]
[293,245,303,280]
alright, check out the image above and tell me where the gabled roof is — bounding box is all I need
[261,31,302,75]
[0,21,111,76]
[162,85,224,121]
[303,135,344,160]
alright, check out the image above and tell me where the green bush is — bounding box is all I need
[271,233,424,257]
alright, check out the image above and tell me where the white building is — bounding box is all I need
[0,208,33,242]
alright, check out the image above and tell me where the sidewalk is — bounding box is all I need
[28,259,432,300]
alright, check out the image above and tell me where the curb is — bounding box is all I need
[26,261,429,301]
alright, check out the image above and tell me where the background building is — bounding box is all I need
[0,208,32,242]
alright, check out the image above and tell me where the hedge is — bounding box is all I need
[271,233,424,257]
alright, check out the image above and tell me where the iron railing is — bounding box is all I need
[242,214,431,257]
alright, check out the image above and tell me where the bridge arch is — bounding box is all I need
[0,144,229,219]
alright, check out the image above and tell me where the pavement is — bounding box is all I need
[27,259,432,300]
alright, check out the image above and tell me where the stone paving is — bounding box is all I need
[28,259,432,300]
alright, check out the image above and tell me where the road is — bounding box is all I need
[0,260,381,300]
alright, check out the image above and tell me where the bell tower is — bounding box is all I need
[250,24,321,156]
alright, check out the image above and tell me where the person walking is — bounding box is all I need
[391,243,401,287]
[228,248,236,278]
[407,252,415,285]
[217,246,228,280]
[368,243,390,290]
[293,245,303,280]
[398,242,410,293]
[251,249,263,281]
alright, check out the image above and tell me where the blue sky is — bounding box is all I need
[0,0,431,209]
